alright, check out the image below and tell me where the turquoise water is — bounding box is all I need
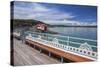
[48,27,97,40]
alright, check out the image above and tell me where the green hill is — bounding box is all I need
[11,19,47,28]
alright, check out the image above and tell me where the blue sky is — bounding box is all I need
[12,1,97,24]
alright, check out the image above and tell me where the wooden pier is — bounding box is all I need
[11,32,96,66]
[13,38,60,66]
[25,38,94,62]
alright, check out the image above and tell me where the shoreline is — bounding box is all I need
[48,25,97,28]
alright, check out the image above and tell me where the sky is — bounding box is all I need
[12,1,97,25]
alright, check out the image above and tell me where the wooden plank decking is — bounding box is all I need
[13,38,60,66]
[25,39,93,62]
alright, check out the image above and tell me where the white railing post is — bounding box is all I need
[67,36,69,46]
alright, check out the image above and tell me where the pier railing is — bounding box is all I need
[13,32,20,37]
[25,32,97,60]
[13,32,97,60]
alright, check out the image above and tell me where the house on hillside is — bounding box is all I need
[35,21,47,31]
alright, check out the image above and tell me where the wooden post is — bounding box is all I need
[48,52,51,57]
[40,49,42,53]
[34,45,35,48]
[61,56,64,63]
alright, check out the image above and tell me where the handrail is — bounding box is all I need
[41,36,97,48]
[30,32,97,49]
[13,32,20,36]
[26,36,97,60]
[69,36,97,42]
[14,31,97,57]
[31,32,97,42]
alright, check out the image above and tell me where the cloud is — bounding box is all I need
[14,2,75,21]
[13,2,96,25]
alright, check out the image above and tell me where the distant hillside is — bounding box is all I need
[11,19,48,28]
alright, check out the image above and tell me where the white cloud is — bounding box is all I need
[42,20,79,25]
[32,3,51,12]
[14,3,75,21]
[13,2,96,25]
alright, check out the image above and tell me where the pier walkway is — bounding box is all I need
[13,38,60,66]
[12,31,97,66]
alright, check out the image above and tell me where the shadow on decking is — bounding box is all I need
[25,41,74,63]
